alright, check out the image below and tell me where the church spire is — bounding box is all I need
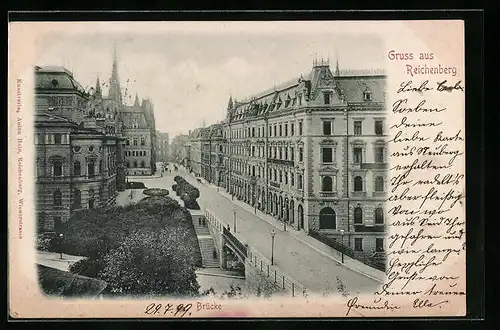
[227,95,233,109]
[335,50,340,77]
[95,75,101,96]
[109,44,122,105]
[134,93,140,106]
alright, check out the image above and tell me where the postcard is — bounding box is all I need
[8,20,466,318]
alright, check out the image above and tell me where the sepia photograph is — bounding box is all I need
[8,20,467,318]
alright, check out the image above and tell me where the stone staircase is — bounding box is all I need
[192,215,219,268]
[198,237,220,268]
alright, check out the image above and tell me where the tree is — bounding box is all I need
[98,228,200,296]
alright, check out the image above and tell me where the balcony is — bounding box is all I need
[270,181,281,189]
[360,162,389,170]
[267,158,294,166]
[319,191,338,198]
[353,224,385,233]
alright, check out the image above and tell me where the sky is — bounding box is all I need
[35,23,385,137]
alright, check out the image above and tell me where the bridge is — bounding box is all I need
[203,209,307,297]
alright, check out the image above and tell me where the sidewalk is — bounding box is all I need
[188,172,385,283]
[37,251,85,272]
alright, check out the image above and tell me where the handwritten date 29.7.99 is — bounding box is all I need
[145,302,193,317]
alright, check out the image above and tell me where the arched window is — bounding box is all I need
[87,160,95,177]
[354,176,363,192]
[354,207,363,224]
[53,190,62,206]
[73,161,81,176]
[53,160,62,177]
[133,138,138,146]
[73,189,81,209]
[140,160,145,168]
[375,207,384,224]
[319,207,336,229]
[322,176,333,192]
[141,136,146,146]
[375,176,384,192]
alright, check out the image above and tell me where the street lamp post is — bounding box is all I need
[233,207,237,233]
[340,229,345,263]
[282,199,287,232]
[59,233,64,259]
[271,230,276,265]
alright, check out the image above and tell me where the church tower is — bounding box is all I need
[95,75,102,98]
[109,46,123,105]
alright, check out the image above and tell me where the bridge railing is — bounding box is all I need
[222,226,248,258]
[247,247,308,298]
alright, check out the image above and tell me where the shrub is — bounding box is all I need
[35,233,57,252]
[98,229,200,296]
[63,196,203,273]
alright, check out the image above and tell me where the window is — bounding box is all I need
[364,91,372,101]
[126,139,130,146]
[279,125,282,136]
[375,147,385,163]
[298,174,303,189]
[54,216,63,233]
[279,171,282,183]
[354,238,363,251]
[73,189,82,209]
[291,147,294,161]
[284,124,288,136]
[73,161,81,176]
[323,121,332,135]
[53,160,62,177]
[133,138,138,146]
[291,173,295,186]
[376,238,384,252]
[299,121,303,135]
[252,166,255,177]
[354,176,363,192]
[87,160,95,177]
[252,146,255,157]
[99,160,103,173]
[141,136,146,146]
[323,92,332,105]
[54,133,62,144]
[284,172,288,184]
[354,207,363,224]
[279,147,282,160]
[273,169,277,181]
[53,190,62,206]
[353,147,363,163]
[322,147,333,163]
[375,120,383,135]
[375,176,384,192]
[375,207,384,224]
[284,147,288,160]
[291,123,295,136]
[354,121,362,135]
[299,147,303,162]
[274,125,277,137]
[322,176,333,192]
[252,127,255,137]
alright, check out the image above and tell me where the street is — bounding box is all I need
[122,165,382,295]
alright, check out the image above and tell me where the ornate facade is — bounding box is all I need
[223,60,388,255]
[34,66,125,232]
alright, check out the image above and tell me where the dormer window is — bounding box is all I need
[363,90,372,101]
[323,92,332,105]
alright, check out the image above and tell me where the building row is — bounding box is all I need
[184,59,388,256]
[35,50,157,232]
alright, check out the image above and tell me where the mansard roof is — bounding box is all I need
[229,65,386,122]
